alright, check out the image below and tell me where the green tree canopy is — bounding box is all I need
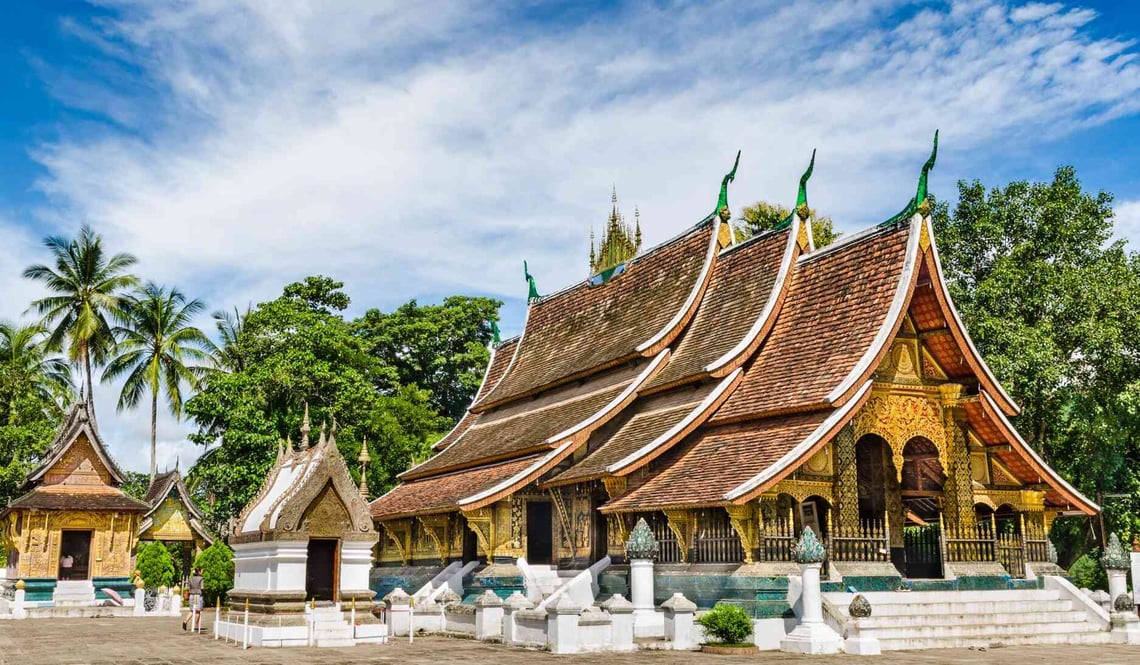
[354,296,501,420]
[734,201,839,248]
[193,541,234,605]
[136,540,176,588]
[185,276,448,529]
[933,166,1140,561]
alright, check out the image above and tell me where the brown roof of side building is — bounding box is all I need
[475,221,717,410]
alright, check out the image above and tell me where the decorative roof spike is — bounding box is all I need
[300,402,311,449]
[524,261,541,303]
[915,129,938,215]
[715,150,742,222]
[285,434,294,454]
[795,149,816,220]
[634,206,642,249]
[490,319,502,346]
[276,438,285,460]
[318,421,327,448]
[357,437,372,464]
[328,417,338,447]
[358,438,371,498]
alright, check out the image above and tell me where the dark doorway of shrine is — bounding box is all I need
[462,521,480,563]
[59,530,92,580]
[591,502,609,562]
[901,437,945,578]
[856,435,906,574]
[305,539,339,601]
[526,501,553,565]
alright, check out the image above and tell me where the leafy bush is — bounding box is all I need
[698,603,753,645]
[193,541,235,605]
[135,541,175,588]
[1068,549,1108,591]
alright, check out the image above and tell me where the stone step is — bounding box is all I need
[858,609,1090,630]
[840,599,1074,616]
[830,589,1060,605]
[873,620,1102,640]
[879,628,1111,651]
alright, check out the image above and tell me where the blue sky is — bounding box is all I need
[2,0,1140,472]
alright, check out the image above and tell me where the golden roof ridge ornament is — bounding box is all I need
[300,402,311,450]
[795,148,816,220]
[715,150,742,222]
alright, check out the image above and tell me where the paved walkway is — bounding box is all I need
[1,613,1138,664]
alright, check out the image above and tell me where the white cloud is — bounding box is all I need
[9,0,1140,470]
[1115,199,1140,248]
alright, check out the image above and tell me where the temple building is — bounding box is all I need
[0,402,147,605]
[138,467,214,579]
[370,138,1096,602]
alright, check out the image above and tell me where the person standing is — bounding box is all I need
[59,552,74,580]
[183,567,205,632]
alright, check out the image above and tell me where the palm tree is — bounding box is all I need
[23,225,138,407]
[102,283,212,480]
[0,323,73,422]
[206,306,250,373]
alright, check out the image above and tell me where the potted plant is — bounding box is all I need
[697,603,758,654]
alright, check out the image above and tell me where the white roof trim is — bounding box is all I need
[926,217,1020,415]
[635,220,720,353]
[825,215,923,404]
[981,391,1097,511]
[457,443,572,507]
[607,368,741,474]
[473,301,530,409]
[543,349,669,444]
[724,380,872,501]
[706,218,800,373]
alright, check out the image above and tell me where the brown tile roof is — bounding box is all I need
[545,382,717,486]
[6,486,149,513]
[371,455,541,519]
[477,223,715,408]
[602,410,833,512]
[646,227,792,391]
[712,221,915,422]
[402,363,644,480]
[432,338,519,452]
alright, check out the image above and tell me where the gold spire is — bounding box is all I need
[590,186,643,274]
[358,438,371,498]
[300,403,311,450]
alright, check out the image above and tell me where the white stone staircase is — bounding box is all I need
[527,565,565,600]
[52,580,95,607]
[309,605,355,648]
[823,587,1112,650]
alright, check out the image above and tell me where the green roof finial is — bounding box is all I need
[915,129,938,214]
[524,261,540,303]
[795,148,816,219]
[490,319,501,346]
[715,150,741,222]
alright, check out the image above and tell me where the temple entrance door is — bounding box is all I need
[305,539,339,602]
[59,530,92,580]
[462,523,480,563]
[526,501,553,565]
[900,438,945,578]
[591,506,609,562]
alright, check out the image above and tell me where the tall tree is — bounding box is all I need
[186,277,447,529]
[354,296,502,420]
[735,201,839,247]
[0,323,72,506]
[933,167,1140,561]
[103,283,212,480]
[23,225,138,406]
[206,306,250,373]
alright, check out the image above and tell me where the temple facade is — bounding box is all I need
[0,403,147,603]
[138,468,213,580]
[370,140,1096,598]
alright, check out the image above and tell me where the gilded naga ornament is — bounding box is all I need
[715,151,741,222]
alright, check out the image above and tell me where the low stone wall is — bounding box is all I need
[443,603,476,636]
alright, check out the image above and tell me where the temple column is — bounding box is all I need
[941,400,975,531]
[832,424,860,536]
[725,504,757,564]
[662,510,696,564]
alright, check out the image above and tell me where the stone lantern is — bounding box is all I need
[1102,533,1131,604]
[781,527,842,654]
[624,518,659,635]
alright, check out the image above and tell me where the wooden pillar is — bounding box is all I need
[833,424,859,536]
[941,405,975,531]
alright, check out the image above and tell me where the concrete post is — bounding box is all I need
[546,595,581,655]
[780,562,842,654]
[1131,543,1140,606]
[170,586,183,617]
[1108,570,1128,605]
[12,581,26,620]
[474,590,503,640]
[384,588,412,637]
[133,578,146,617]
[661,593,697,650]
[602,594,635,651]
[502,591,533,646]
[629,558,654,611]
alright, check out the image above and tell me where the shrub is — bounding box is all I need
[135,541,175,588]
[193,541,235,606]
[1068,549,1108,591]
[697,603,753,645]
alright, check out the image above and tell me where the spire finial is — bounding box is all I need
[285,433,294,454]
[300,402,311,450]
[634,206,642,249]
[524,261,540,303]
[490,319,502,346]
[328,417,338,447]
[915,130,938,215]
[716,150,741,222]
[358,438,371,498]
[795,149,816,219]
[318,421,327,448]
[277,438,285,459]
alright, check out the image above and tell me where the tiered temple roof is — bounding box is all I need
[371,149,1097,523]
[140,468,213,545]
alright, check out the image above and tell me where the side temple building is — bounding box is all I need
[369,140,1096,601]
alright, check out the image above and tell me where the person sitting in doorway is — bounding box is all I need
[59,552,74,580]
